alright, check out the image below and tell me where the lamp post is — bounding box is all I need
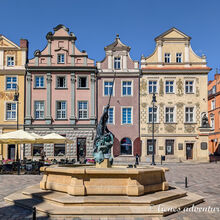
[151,92,156,166]
[13,85,20,174]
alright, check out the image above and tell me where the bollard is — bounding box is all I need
[33,207,36,220]
[185,177,188,188]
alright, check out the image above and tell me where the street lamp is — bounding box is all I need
[13,85,20,174]
[151,92,156,166]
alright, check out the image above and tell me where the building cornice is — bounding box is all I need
[26,66,97,72]
[141,69,210,74]
[24,124,97,129]
[0,70,25,75]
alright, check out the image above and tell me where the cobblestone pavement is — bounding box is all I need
[0,163,220,220]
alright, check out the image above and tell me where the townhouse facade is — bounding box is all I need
[140,28,211,162]
[0,35,28,160]
[96,35,140,163]
[24,25,97,162]
[208,73,220,155]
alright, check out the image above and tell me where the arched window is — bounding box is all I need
[120,138,132,155]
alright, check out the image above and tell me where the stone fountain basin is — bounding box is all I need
[40,165,169,196]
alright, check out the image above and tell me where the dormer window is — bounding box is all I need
[57,54,65,64]
[176,53,182,63]
[164,53,170,63]
[114,57,121,70]
[7,56,15,66]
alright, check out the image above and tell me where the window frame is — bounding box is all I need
[77,76,88,89]
[78,101,89,120]
[121,80,133,96]
[210,116,215,130]
[56,101,67,119]
[148,80,158,94]
[5,102,17,121]
[5,76,17,91]
[6,55,15,67]
[165,80,175,94]
[185,106,195,123]
[121,106,133,125]
[185,80,195,94]
[56,76,67,89]
[114,56,121,70]
[165,139,174,155]
[34,75,45,88]
[148,106,159,123]
[103,80,115,96]
[147,139,156,155]
[211,99,216,110]
[164,53,171,63]
[105,106,115,125]
[57,53,65,64]
[176,53,182,63]
[34,101,45,120]
[165,106,175,123]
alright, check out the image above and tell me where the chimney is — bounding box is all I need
[20,39,28,49]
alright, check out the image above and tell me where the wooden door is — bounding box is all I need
[186,143,193,160]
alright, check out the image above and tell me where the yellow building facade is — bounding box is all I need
[0,35,28,160]
[140,28,211,162]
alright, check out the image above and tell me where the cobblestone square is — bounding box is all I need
[0,163,219,220]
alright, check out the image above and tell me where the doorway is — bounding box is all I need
[77,138,86,163]
[186,143,193,160]
[8,144,15,160]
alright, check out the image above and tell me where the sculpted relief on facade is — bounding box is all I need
[176,79,183,96]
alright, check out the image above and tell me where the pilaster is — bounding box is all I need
[71,40,75,66]
[0,50,3,69]
[25,72,32,125]
[158,40,162,64]
[184,41,190,66]
[47,40,51,66]
[90,73,96,124]
[45,73,52,124]
[70,72,76,124]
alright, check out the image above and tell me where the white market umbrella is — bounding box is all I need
[41,133,72,144]
[0,130,36,144]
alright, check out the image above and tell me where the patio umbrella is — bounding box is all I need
[41,133,73,144]
[0,130,37,144]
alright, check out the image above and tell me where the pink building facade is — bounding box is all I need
[97,35,141,162]
[24,25,96,161]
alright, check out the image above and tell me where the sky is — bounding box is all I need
[0,0,219,80]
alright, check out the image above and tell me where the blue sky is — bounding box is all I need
[0,0,219,80]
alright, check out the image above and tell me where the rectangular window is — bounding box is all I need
[7,56,15,66]
[185,81,194,93]
[164,53,170,63]
[147,139,156,155]
[54,144,65,156]
[35,101,44,119]
[210,117,215,130]
[165,140,174,155]
[78,101,88,119]
[176,53,182,63]
[6,103,16,120]
[148,80,157,94]
[122,81,132,96]
[32,144,43,156]
[122,107,132,124]
[212,86,216,94]
[107,107,114,124]
[35,76,44,88]
[57,54,65,64]
[114,57,121,69]
[185,107,194,123]
[165,80,174,93]
[56,101,66,119]
[6,76,17,90]
[78,76,87,88]
[165,107,174,123]
[148,107,157,123]
[104,81,113,96]
[211,100,216,110]
[57,76,66,88]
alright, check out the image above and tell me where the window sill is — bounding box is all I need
[119,154,133,157]
[34,119,45,121]
[55,119,68,121]
[121,123,133,125]
[121,95,133,97]
[55,88,68,90]
[4,119,17,121]
[78,118,89,121]
[164,122,177,124]
[57,63,65,64]
[185,93,195,94]
[147,122,160,124]
[77,87,90,90]
[184,122,197,124]
[165,93,175,94]
[33,87,46,89]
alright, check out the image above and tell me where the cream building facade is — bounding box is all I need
[0,35,28,160]
[140,28,211,162]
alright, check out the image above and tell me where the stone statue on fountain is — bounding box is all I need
[93,104,114,165]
